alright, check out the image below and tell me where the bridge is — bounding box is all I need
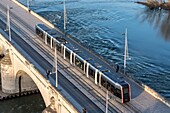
[0,31,79,113]
[0,0,170,113]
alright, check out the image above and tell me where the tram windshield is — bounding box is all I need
[124,87,129,94]
[123,87,130,102]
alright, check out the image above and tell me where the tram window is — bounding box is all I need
[107,82,111,90]
[36,28,43,38]
[88,67,95,79]
[43,33,46,38]
[47,35,51,45]
[35,28,39,34]
[52,39,54,48]
[84,63,87,73]
[56,44,61,53]
[75,57,84,71]
[72,54,74,63]
[97,73,100,83]
[123,87,128,94]
[36,28,40,34]
[111,85,115,94]
[116,88,122,99]
[101,77,107,88]
[65,49,70,60]
[123,87,129,102]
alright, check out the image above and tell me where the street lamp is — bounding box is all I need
[6,5,11,42]
[27,0,32,12]
[124,28,127,73]
[63,0,67,36]
[105,90,110,113]
[54,40,58,88]
[123,28,131,74]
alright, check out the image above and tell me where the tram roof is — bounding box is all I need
[36,24,50,31]
[46,29,67,44]
[47,29,59,35]
[57,37,67,44]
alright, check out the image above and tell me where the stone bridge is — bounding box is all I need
[0,33,78,113]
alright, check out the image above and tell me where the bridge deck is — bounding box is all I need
[0,0,170,112]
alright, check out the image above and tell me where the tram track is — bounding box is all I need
[0,2,142,113]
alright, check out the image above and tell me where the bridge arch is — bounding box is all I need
[15,70,38,93]
[14,68,51,107]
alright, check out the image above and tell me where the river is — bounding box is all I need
[1,0,170,112]
[0,94,45,113]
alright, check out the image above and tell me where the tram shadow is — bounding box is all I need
[129,78,144,99]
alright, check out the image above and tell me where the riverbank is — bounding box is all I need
[136,1,170,10]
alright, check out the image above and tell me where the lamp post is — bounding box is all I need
[106,90,110,113]
[27,0,30,10]
[63,0,67,34]
[54,40,58,88]
[6,5,11,42]
[64,0,66,30]
[124,28,128,74]
[27,0,32,12]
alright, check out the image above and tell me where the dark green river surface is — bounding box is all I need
[1,0,170,112]
[0,94,45,113]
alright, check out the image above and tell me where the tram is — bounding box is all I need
[35,24,131,103]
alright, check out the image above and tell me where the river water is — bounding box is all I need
[0,94,45,113]
[1,0,170,112]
